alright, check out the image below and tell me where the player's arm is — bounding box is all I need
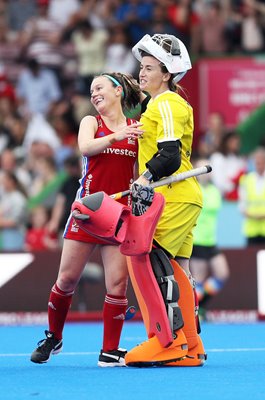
[144,140,182,182]
[138,95,186,185]
[78,116,143,156]
[136,140,181,186]
[142,98,183,182]
[78,115,110,156]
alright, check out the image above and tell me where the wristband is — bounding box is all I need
[142,169,153,182]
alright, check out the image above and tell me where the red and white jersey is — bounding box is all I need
[77,115,138,206]
[64,115,138,243]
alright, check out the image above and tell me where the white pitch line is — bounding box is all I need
[1,348,265,357]
[207,348,265,353]
[0,352,98,357]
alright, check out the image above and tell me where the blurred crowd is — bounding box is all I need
[0,0,265,252]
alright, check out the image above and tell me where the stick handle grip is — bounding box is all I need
[110,165,212,200]
[151,165,212,189]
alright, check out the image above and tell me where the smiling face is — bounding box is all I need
[139,55,170,97]
[90,76,122,113]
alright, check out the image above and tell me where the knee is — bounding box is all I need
[216,269,230,281]
[57,272,79,293]
[107,276,128,296]
[213,254,230,280]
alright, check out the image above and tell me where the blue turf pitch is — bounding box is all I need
[1,321,265,400]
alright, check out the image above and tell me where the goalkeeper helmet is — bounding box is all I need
[132,34,192,83]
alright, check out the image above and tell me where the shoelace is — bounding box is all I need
[37,337,57,353]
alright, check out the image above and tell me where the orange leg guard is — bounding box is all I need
[125,256,188,366]
[166,260,207,366]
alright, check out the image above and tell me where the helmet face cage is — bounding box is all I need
[132,34,192,77]
[151,34,181,56]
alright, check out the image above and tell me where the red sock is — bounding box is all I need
[102,294,128,352]
[48,283,73,340]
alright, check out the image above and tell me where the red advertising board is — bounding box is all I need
[197,57,265,131]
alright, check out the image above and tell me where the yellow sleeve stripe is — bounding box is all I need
[158,100,175,140]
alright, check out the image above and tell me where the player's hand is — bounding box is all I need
[133,175,150,186]
[113,122,143,142]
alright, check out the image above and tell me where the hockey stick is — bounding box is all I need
[72,165,212,221]
[110,164,212,200]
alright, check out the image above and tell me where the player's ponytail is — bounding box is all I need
[101,72,141,110]
[117,72,141,110]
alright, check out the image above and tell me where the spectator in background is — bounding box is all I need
[197,111,227,158]
[114,0,154,44]
[20,113,64,191]
[0,171,28,251]
[238,147,265,245]
[0,68,19,152]
[190,158,230,318]
[148,3,177,36]
[0,0,8,23]
[0,124,10,154]
[166,0,201,53]
[47,154,81,240]
[104,25,137,75]
[6,0,37,34]
[27,154,66,212]
[1,113,27,156]
[197,0,228,55]
[16,58,62,118]
[48,99,78,166]
[0,67,16,105]
[19,0,64,78]
[222,0,243,53]
[0,148,31,195]
[22,113,61,156]
[0,18,22,79]
[24,205,58,251]
[47,0,81,29]
[0,66,17,127]
[70,19,108,96]
[240,0,265,53]
[60,0,114,32]
[210,130,247,201]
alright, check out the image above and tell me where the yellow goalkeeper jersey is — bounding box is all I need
[139,90,202,206]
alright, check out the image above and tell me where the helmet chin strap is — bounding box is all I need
[173,71,187,83]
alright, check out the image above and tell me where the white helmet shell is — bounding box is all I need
[132,34,192,81]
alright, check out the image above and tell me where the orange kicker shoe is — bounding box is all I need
[125,329,188,367]
[165,335,207,367]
